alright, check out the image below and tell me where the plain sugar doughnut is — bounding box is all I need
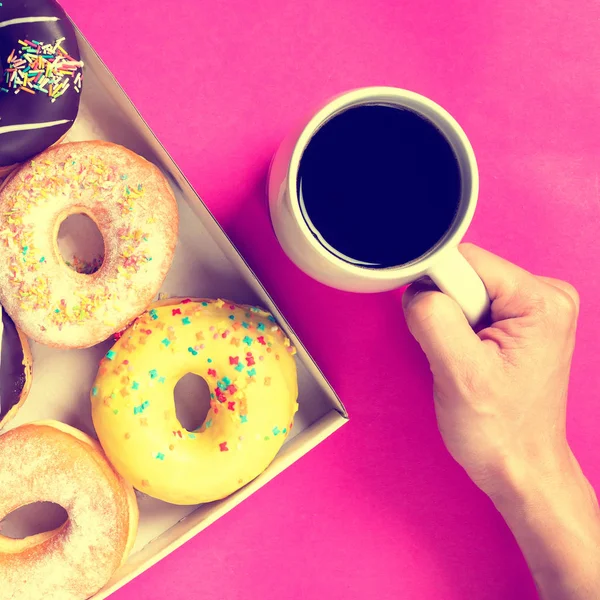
[0,421,138,600]
[92,298,299,505]
[0,140,178,348]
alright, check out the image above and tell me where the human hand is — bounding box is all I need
[402,243,600,599]
[402,243,580,500]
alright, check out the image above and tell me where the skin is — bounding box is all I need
[402,243,600,600]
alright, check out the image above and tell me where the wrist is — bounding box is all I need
[479,442,600,547]
[487,445,600,596]
[486,443,582,512]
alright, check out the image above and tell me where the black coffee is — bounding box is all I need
[297,105,461,268]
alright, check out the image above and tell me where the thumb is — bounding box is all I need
[403,282,482,375]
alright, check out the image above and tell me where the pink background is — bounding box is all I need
[62,1,600,598]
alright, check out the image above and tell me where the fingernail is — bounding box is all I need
[402,278,438,309]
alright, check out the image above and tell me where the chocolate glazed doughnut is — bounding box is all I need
[0,0,83,171]
[0,307,33,430]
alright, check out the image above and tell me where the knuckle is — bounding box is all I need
[534,284,579,328]
[558,282,580,311]
[553,289,579,324]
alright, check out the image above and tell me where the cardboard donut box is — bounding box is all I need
[1,24,348,599]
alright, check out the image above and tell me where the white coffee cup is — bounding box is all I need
[268,86,490,326]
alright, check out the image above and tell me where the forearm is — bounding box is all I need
[491,450,600,599]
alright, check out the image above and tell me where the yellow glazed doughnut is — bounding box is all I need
[0,140,178,349]
[0,421,138,600]
[91,298,299,505]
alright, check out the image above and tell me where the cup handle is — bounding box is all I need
[426,246,490,327]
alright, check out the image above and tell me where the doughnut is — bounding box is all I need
[91,298,299,505]
[0,0,83,176]
[0,421,138,600]
[0,140,178,348]
[0,305,33,430]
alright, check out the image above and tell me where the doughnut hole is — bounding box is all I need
[174,373,211,432]
[57,213,105,274]
[0,502,68,539]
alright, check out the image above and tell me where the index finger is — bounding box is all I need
[458,243,548,321]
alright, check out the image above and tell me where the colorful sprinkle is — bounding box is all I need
[247,368,257,377]
[207,368,217,377]
[205,419,212,428]
[234,362,244,372]
[182,316,191,325]
[2,37,84,101]
[106,350,117,360]
[240,415,248,424]
[133,400,149,415]
[229,356,239,365]
[91,386,98,396]
[243,336,253,346]
[172,308,181,316]
[131,381,139,390]
[154,452,165,460]
[149,369,158,379]
[219,441,229,452]
[272,426,281,436]
[187,346,198,356]
[149,309,158,320]
[65,255,103,274]
[161,338,170,347]
[227,401,236,411]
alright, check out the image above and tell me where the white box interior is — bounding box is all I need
[0,29,348,599]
